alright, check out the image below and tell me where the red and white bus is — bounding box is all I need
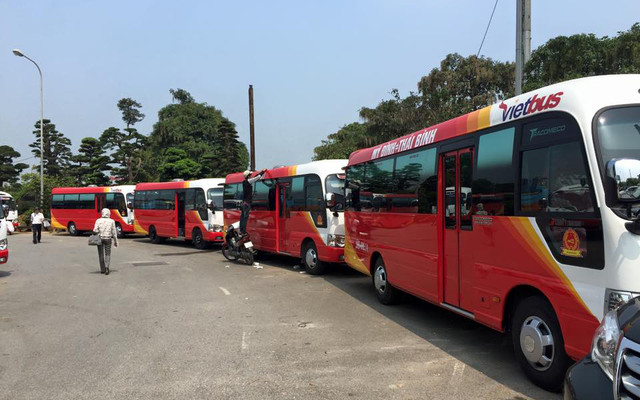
[343,75,640,390]
[224,160,347,274]
[133,179,225,248]
[51,185,135,237]
[0,204,8,263]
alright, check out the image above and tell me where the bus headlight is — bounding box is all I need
[327,234,345,247]
[591,309,621,379]
[605,288,640,314]
[209,224,223,232]
[0,239,7,251]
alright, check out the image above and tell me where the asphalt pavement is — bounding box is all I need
[0,231,560,399]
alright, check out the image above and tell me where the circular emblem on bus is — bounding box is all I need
[561,228,582,257]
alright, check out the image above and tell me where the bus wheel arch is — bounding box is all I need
[507,287,570,391]
[301,238,327,275]
[192,227,208,250]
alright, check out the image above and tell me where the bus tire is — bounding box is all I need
[68,222,79,236]
[511,296,570,392]
[372,257,401,305]
[115,223,124,238]
[302,241,327,275]
[192,228,208,250]
[149,226,164,244]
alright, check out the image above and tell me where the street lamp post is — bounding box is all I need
[12,49,44,209]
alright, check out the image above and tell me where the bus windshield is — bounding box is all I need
[325,174,345,209]
[0,198,16,211]
[207,188,224,211]
[596,106,640,213]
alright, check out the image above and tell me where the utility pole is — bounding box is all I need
[515,0,531,95]
[248,85,256,170]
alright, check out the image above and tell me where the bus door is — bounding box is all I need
[177,191,186,237]
[442,147,474,308]
[96,194,105,218]
[276,181,290,253]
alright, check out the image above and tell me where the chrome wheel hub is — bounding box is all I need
[374,265,387,294]
[305,248,317,268]
[520,316,555,371]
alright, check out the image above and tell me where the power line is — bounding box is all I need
[477,0,499,57]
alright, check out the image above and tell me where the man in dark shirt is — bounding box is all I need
[240,169,267,235]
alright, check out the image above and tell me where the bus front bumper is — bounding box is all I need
[563,354,613,400]
[0,249,8,264]
[319,245,345,263]
[205,231,225,243]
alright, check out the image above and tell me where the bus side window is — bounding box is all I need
[305,175,323,211]
[474,127,515,216]
[520,141,593,213]
[194,189,207,219]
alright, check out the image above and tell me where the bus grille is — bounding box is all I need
[616,338,640,400]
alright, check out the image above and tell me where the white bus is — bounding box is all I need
[0,191,18,233]
[223,160,347,274]
[133,178,226,248]
[0,203,8,263]
[342,74,640,390]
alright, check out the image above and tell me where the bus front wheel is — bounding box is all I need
[302,241,327,275]
[511,296,570,392]
[192,228,208,250]
[149,226,164,244]
[115,223,124,238]
[68,222,79,236]
[372,257,401,305]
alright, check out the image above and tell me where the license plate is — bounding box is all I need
[244,241,254,248]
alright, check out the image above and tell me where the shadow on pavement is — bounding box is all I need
[0,270,12,278]
[261,254,558,400]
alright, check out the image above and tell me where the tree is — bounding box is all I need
[14,172,75,218]
[524,23,640,91]
[158,148,202,180]
[418,54,514,124]
[313,54,514,159]
[150,89,249,180]
[101,98,148,184]
[71,137,111,186]
[117,98,145,129]
[169,88,195,104]
[313,123,367,160]
[0,145,28,186]
[29,119,73,177]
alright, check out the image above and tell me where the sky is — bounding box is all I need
[1,0,639,173]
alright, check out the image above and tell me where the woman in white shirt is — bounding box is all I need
[93,208,119,275]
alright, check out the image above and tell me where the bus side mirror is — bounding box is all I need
[207,200,216,211]
[127,202,133,209]
[606,158,640,203]
[325,193,335,208]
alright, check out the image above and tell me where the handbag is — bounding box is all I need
[88,233,102,246]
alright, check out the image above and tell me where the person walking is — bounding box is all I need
[93,208,118,275]
[240,168,267,235]
[30,207,45,244]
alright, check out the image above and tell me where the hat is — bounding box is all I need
[243,170,251,178]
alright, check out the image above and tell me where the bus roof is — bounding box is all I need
[348,74,640,166]
[225,159,348,184]
[134,179,225,191]
[51,185,135,195]
[0,191,14,199]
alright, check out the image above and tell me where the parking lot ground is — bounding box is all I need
[0,231,560,399]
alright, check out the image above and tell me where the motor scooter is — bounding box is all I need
[222,221,255,265]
